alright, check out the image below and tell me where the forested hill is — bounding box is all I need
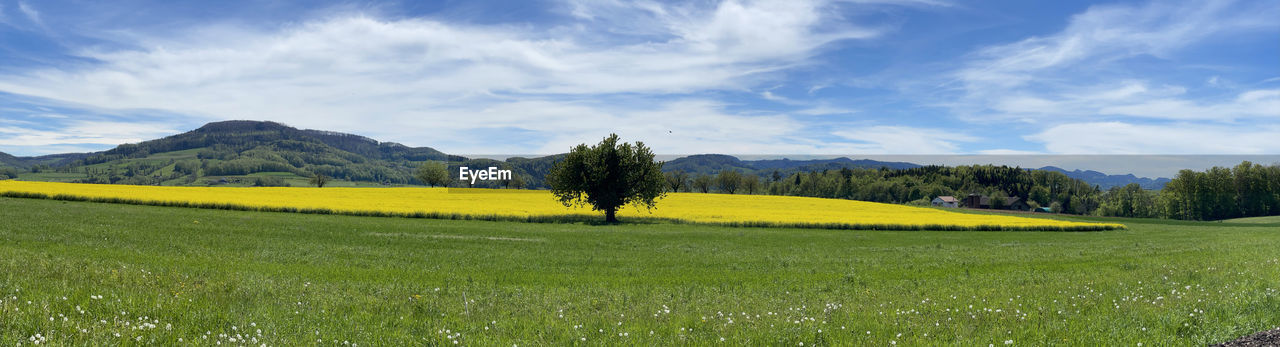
[5,120,565,187]
[0,151,89,169]
[662,154,920,177]
[0,151,22,169]
[85,120,457,164]
[1,121,1178,190]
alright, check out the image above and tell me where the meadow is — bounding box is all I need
[1,197,1277,345]
[0,181,1118,231]
[1223,215,1280,225]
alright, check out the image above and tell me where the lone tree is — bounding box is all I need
[415,161,451,187]
[310,173,329,188]
[547,133,665,223]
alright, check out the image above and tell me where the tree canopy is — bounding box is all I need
[310,173,329,188]
[415,161,451,187]
[546,134,665,223]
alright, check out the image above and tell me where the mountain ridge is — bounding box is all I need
[659,154,922,177]
[1036,166,1170,190]
[1,120,1172,189]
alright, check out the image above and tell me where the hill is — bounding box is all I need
[2,121,1175,191]
[0,151,23,169]
[82,120,457,164]
[661,155,921,177]
[749,157,920,171]
[1037,166,1171,190]
[5,120,564,188]
[0,152,22,179]
[660,154,756,174]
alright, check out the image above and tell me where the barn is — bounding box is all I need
[931,196,959,208]
[962,194,1030,211]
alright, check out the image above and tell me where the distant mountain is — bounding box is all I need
[101,120,458,163]
[503,154,566,188]
[0,151,23,169]
[2,120,565,187]
[1036,166,1170,190]
[2,121,1173,190]
[661,155,921,176]
[750,157,920,171]
[0,151,89,169]
[661,154,756,174]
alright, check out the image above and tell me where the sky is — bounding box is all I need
[0,0,1278,168]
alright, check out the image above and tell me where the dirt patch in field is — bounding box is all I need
[368,232,545,242]
[1215,327,1280,347]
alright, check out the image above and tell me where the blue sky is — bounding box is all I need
[0,0,1277,158]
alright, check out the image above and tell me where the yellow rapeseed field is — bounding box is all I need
[0,181,1121,230]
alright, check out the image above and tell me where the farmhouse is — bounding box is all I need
[931,196,959,208]
[962,194,989,209]
[962,194,1029,211]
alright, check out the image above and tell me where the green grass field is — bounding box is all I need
[1,197,1277,345]
[15,172,90,183]
[1222,215,1280,225]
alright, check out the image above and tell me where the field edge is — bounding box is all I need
[0,190,1123,231]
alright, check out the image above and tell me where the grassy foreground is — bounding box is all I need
[1222,215,1280,225]
[1,197,1277,345]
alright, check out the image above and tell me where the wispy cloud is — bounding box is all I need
[958,1,1272,90]
[832,126,977,154]
[0,0,1275,157]
[987,82,1280,121]
[951,0,1278,123]
[16,1,42,27]
[0,120,178,148]
[1027,122,1280,154]
[0,0,900,154]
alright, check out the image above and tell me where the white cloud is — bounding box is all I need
[759,90,792,103]
[1097,89,1280,120]
[952,0,1278,124]
[353,98,874,155]
[837,0,954,8]
[16,1,42,27]
[0,1,894,154]
[0,121,179,148]
[959,1,1272,90]
[1027,122,1280,154]
[976,149,1042,155]
[988,82,1279,121]
[794,105,857,116]
[1206,75,1221,87]
[832,126,977,154]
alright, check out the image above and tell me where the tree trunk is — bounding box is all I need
[605,208,618,223]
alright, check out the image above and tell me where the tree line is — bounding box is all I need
[661,161,1279,221]
[663,164,1101,212]
[1095,161,1280,220]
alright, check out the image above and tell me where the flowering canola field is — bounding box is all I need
[0,181,1120,230]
